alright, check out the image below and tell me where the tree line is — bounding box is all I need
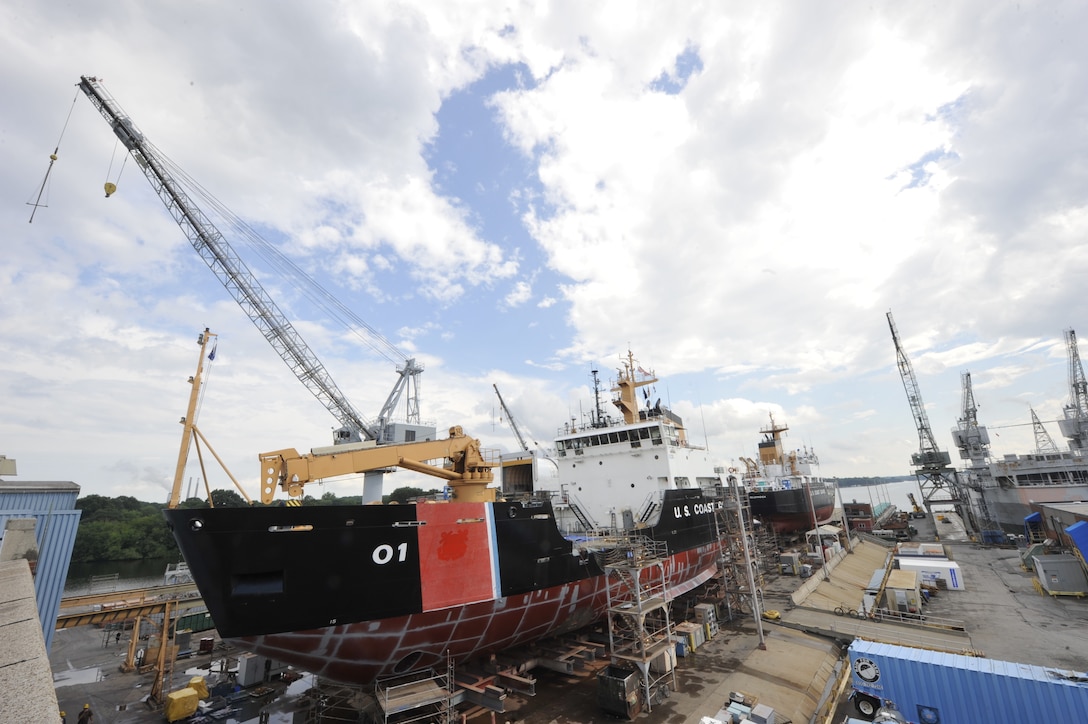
[833,475,915,488]
[72,486,438,563]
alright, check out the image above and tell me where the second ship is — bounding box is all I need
[739,415,837,535]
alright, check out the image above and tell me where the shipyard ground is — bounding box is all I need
[50,579,840,724]
[48,515,1088,723]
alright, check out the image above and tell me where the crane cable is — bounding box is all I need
[154,145,407,366]
[103,139,129,197]
[27,88,80,223]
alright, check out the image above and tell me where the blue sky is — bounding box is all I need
[3,1,1088,501]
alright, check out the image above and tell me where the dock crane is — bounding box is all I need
[490,384,556,496]
[886,311,974,533]
[1058,329,1088,451]
[952,371,991,467]
[493,384,531,452]
[75,76,428,454]
[951,371,1002,533]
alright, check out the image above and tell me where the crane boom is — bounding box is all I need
[493,384,530,452]
[77,75,381,441]
[887,311,947,469]
[259,426,494,504]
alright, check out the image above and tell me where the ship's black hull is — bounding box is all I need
[163,488,725,682]
[747,484,836,534]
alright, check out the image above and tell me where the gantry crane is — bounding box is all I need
[76,76,426,448]
[887,311,973,531]
[1058,329,1088,451]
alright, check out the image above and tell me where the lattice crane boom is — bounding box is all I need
[77,75,387,442]
[887,311,950,469]
[493,384,530,452]
[1032,408,1059,454]
[1059,328,1088,451]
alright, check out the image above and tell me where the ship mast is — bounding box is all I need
[611,350,656,425]
[758,413,788,467]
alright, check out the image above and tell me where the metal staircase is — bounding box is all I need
[602,534,677,713]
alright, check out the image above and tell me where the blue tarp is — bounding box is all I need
[1066,520,1088,562]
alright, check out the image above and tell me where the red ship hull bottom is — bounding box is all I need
[759,503,837,535]
[233,546,720,684]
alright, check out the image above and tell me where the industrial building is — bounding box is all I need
[0,459,82,649]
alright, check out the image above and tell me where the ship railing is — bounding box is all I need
[374,666,451,720]
[599,533,670,568]
[636,490,664,524]
[553,490,602,536]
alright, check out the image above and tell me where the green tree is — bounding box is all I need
[385,486,431,505]
[210,489,249,507]
[72,494,181,563]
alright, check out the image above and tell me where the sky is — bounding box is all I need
[3,1,1088,502]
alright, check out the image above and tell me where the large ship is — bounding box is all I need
[966,450,1088,535]
[738,415,837,535]
[953,331,1088,535]
[163,352,730,684]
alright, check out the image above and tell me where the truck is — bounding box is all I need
[847,639,1088,722]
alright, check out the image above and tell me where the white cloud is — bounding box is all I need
[3,1,1087,498]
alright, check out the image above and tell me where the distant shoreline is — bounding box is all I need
[833,477,915,488]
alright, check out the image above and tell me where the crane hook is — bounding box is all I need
[104,182,117,198]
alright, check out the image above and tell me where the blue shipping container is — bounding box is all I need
[848,639,1088,723]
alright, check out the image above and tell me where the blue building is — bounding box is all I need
[0,479,82,650]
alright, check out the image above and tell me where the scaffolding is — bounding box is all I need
[370,658,454,724]
[703,480,766,623]
[602,535,677,712]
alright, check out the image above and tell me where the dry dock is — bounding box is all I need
[45,522,1088,723]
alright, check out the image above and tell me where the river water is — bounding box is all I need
[63,556,185,596]
[837,478,927,518]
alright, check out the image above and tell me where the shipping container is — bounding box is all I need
[848,639,1088,722]
[894,557,966,591]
